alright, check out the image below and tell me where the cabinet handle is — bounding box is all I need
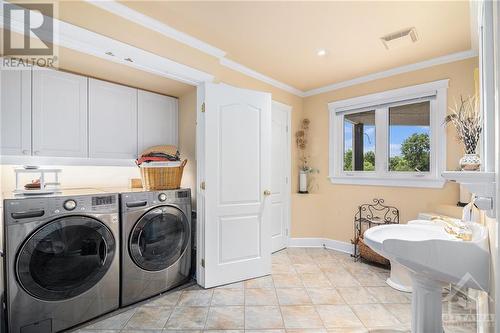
[264,190,271,196]
[22,150,30,155]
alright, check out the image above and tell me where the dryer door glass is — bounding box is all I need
[16,216,116,301]
[129,205,189,271]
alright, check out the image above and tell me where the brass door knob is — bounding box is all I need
[264,190,271,196]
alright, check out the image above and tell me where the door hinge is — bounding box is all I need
[200,181,206,190]
[285,176,288,184]
[201,102,205,113]
[201,259,205,268]
[286,125,289,132]
[286,229,289,236]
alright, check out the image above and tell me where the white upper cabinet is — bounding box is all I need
[0,70,32,156]
[32,69,88,157]
[89,78,138,159]
[138,90,178,153]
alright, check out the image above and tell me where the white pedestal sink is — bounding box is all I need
[364,222,489,333]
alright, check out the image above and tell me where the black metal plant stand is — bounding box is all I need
[351,198,399,261]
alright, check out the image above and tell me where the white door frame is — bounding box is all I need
[492,2,500,333]
[272,100,292,250]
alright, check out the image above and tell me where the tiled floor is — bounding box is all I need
[78,247,478,333]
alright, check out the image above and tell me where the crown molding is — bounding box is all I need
[3,0,479,99]
[86,0,305,97]
[219,58,304,97]
[85,0,478,99]
[86,0,227,59]
[303,49,478,97]
[1,1,214,86]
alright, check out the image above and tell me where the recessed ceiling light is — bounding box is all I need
[317,49,327,57]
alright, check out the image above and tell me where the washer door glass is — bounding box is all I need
[16,216,116,301]
[129,205,189,271]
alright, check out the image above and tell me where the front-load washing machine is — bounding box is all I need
[120,189,191,306]
[3,191,120,333]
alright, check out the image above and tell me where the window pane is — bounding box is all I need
[388,101,430,172]
[344,110,376,171]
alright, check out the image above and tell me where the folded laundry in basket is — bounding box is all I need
[136,151,180,166]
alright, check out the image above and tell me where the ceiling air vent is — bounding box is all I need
[381,27,418,50]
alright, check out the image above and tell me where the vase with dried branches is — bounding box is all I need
[445,95,482,171]
[296,118,318,193]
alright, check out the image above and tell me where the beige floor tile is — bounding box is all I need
[273,274,304,288]
[350,271,387,287]
[326,328,368,333]
[201,330,243,333]
[205,306,244,330]
[244,330,285,333]
[286,329,327,333]
[178,290,213,307]
[300,274,332,288]
[245,288,279,305]
[146,291,182,307]
[337,287,378,305]
[245,306,284,329]
[280,305,324,328]
[307,288,345,305]
[366,326,410,332]
[163,331,202,333]
[317,262,346,273]
[315,305,363,329]
[272,251,292,264]
[276,288,312,305]
[124,306,172,330]
[84,308,136,330]
[211,289,244,306]
[289,255,315,264]
[294,264,322,274]
[165,307,209,330]
[383,303,412,324]
[324,271,360,288]
[365,287,410,304]
[122,330,163,333]
[351,304,400,328]
[272,263,297,275]
[216,281,245,289]
[245,276,275,289]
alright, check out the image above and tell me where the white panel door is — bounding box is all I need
[89,78,138,159]
[0,69,31,156]
[202,83,272,288]
[271,102,291,253]
[32,69,88,157]
[138,90,178,152]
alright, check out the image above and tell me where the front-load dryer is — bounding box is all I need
[120,189,191,306]
[3,192,120,333]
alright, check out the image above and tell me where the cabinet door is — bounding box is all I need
[0,69,32,156]
[138,90,178,153]
[32,69,88,157]
[89,79,138,159]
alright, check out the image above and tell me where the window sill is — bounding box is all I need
[328,176,446,188]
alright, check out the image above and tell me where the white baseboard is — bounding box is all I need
[288,237,354,255]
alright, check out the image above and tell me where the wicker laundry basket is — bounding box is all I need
[358,236,389,266]
[138,145,186,190]
[140,159,187,190]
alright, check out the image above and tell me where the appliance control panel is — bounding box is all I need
[121,189,191,211]
[4,193,119,224]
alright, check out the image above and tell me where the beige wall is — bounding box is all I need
[294,57,478,242]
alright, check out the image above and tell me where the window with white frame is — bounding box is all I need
[328,79,448,188]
